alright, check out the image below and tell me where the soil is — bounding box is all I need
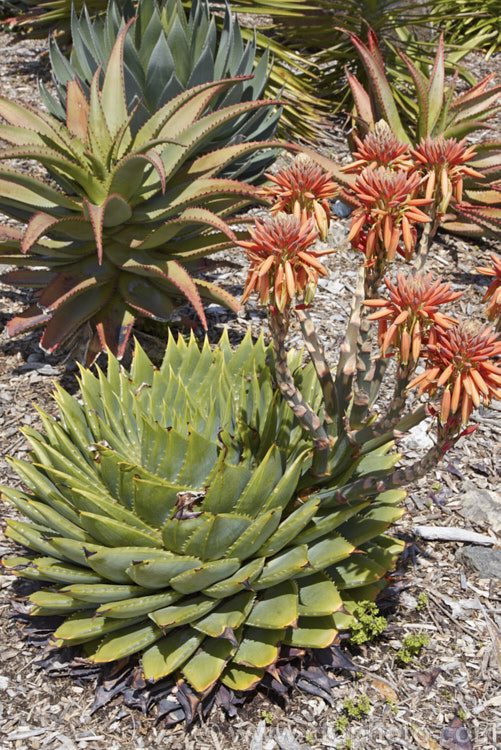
[0,28,500,750]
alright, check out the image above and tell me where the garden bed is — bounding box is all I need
[0,29,500,750]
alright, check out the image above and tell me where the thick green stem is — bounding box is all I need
[413,215,440,271]
[295,306,337,424]
[352,362,415,444]
[269,309,330,476]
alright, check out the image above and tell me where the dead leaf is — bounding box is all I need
[415,667,441,694]
[440,715,473,750]
[411,725,440,750]
[371,677,398,702]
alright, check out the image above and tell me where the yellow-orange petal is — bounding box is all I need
[400,329,411,364]
[425,170,436,201]
[451,373,462,413]
[440,387,451,423]
[284,260,296,300]
[436,363,453,387]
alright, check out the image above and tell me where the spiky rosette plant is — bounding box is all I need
[39,0,281,183]
[0,27,283,361]
[1,329,407,701]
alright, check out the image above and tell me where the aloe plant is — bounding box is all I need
[345,30,501,145]
[3,189,499,721]
[1,329,407,700]
[0,27,282,361]
[40,0,281,182]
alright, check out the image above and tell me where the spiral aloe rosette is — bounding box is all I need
[0,26,283,360]
[2,331,405,693]
[40,0,280,183]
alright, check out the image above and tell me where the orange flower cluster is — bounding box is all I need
[476,253,501,322]
[410,136,483,212]
[364,272,462,364]
[348,168,432,262]
[408,322,501,425]
[258,155,338,241]
[344,122,412,173]
[238,213,331,312]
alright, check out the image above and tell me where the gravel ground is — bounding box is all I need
[0,28,500,750]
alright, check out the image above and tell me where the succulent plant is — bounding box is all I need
[0,27,282,361]
[345,30,501,145]
[40,0,281,183]
[1,330,406,696]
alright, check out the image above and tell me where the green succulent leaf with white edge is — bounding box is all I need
[39,0,282,183]
[0,25,284,360]
[1,330,405,694]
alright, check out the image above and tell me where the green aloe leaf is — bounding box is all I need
[88,621,162,662]
[149,594,217,628]
[246,581,298,629]
[233,626,284,668]
[142,627,204,681]
[182,636,237,692]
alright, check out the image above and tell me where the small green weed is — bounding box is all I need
[457,708,467,720]
[343,695,372,719]
[335,715,349,733]
[261,709,274,726]
[397,633,430,664]
[416,593,428,611]
[349,601,387,646]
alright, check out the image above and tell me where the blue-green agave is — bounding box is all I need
[39,0,281,183]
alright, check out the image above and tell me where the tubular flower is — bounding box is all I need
[348,167,432,262]
[410,136,484,213]
[344,121,412,174]
[364,272,462,364]
[476,253,501,323]
[238,213,331,312]
[257,155,338,241]
[408,322,501,425]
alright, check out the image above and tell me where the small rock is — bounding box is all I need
[400,419,435,452]
[332,199,352,218]
[456,546,501,580]
[456,484,501,533]
[0,676,8,690]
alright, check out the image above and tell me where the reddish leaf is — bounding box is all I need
[5,304,51,336]
[1,269,57,287]
[40,281,114,352]
[94,297,135,359]
[22,213,59,254]
[441,715,473,750]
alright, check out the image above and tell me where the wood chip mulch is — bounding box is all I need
[0,30,500,750]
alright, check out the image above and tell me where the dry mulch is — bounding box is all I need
[0,29,500,750]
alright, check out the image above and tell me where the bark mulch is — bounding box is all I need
[0,30,500,750]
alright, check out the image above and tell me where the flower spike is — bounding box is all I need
[348,167,432,263]
[364,271,462,364]
[410,136,483,213]
[238,213,331,312]
[258,155,338,241]
[408,322,501,425]
[344,120,412,174]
